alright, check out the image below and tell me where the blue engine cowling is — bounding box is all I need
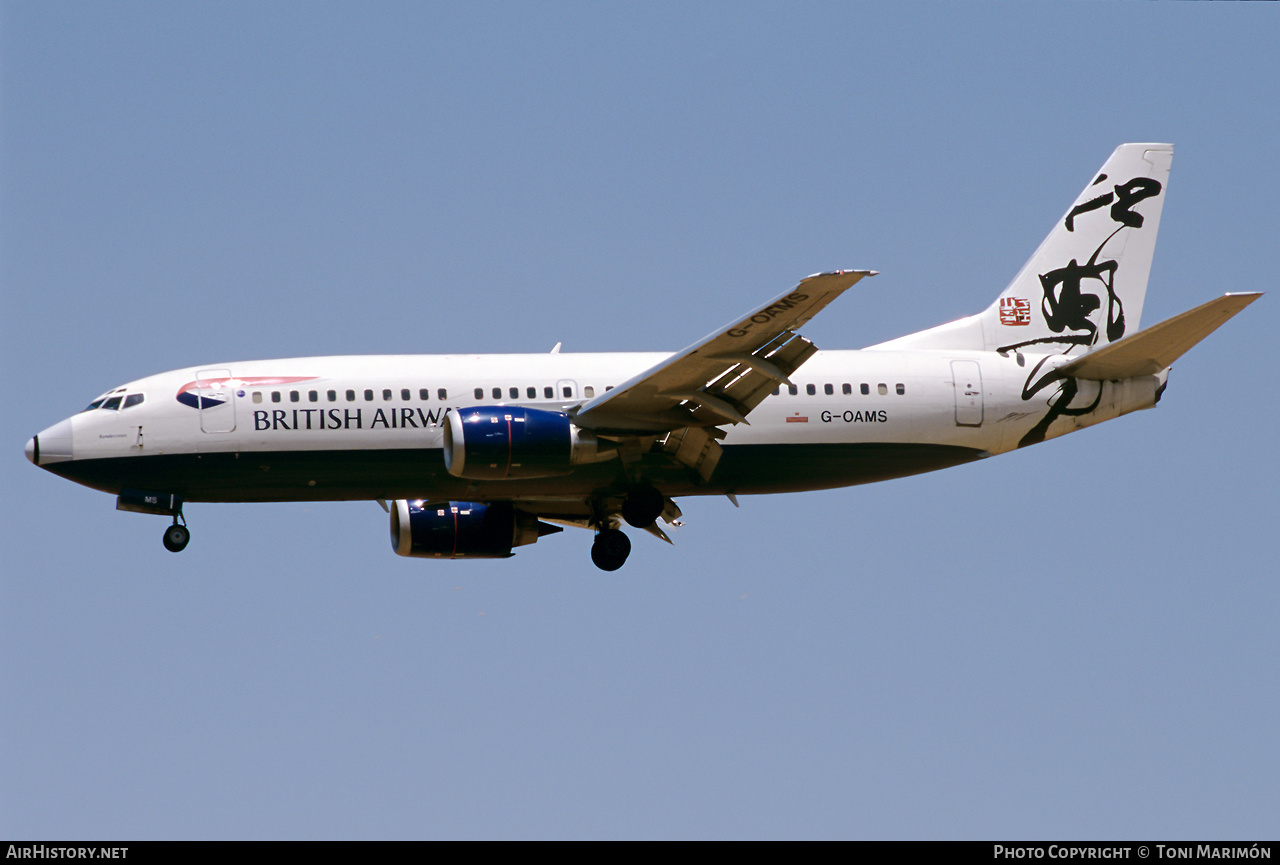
[443,406,608,480]
[390,499,560,558]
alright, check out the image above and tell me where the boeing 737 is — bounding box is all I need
[25,144,1261,570]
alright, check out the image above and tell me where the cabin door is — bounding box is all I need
[196,369,237,433]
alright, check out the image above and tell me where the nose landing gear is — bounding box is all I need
[162,521,191,553]
[116,489,191,553]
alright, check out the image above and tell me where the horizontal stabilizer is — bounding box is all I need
[1057,293,1262,380]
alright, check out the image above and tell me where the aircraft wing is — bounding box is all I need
[573,270,875,433]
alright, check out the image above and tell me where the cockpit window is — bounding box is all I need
[81,388,143,412]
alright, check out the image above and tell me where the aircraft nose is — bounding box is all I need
[28,418,74,466]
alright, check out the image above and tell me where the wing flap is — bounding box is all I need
[1058,293,1262,380]
[711,333,819,416]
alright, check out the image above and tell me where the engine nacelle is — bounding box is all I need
[442,406,611,480]
[390,499,559,559]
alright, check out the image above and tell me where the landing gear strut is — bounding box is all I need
[162,518,190,553]
[591,528,631,571]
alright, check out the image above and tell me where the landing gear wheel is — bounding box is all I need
[621,485,664,529]
[163,523,190,553]
[591,528,631,571]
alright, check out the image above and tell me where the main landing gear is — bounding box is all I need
[588,485,670,570]
[162,517,190,552]
[591,528,631,571]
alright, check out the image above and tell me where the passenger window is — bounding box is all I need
[842,383,852,395]
[309,390,318,402]
[824,384,833,396]
[402,388,411,401]
[492,387,502,399]
[788,385,798,395]
[474,388,484,400]
[860,383,870,395]
[509,387,519,399]
[606,385,614,391]
[544,386,553,399]
[364,389,374,401]
[878,383,888,395]
[806,384,816,396]
[773,387,780,396]
[419,389,429,400]
[346,389,356,402]
[290,391,300,402]
[123,393,145,409]
[527,387,536,399]
[383,389,393,401]
[584,386,595,398]
[437,388,447,400]
[101,396,122,410]
[896,383,905,395]
[272,391,282,403]
[562,386,572,398]
[327,390,336,402]
[252,392,263,404]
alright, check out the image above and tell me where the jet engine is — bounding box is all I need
[390,499,562,559]
[442,406,613,480]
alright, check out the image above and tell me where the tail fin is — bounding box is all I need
[987,143,1172,354]
[869,144,1173,353]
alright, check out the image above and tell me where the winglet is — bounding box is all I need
[1057,292,1262,380]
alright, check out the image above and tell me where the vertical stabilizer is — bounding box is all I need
[983,143,1172,355]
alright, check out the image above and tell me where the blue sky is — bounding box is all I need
[3,2,1277,840]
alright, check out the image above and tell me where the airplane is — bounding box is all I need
[24,143,1261,571]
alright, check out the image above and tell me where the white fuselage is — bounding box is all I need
[31,347,1162,505]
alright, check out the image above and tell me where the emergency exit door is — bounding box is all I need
[951,360,983,427]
